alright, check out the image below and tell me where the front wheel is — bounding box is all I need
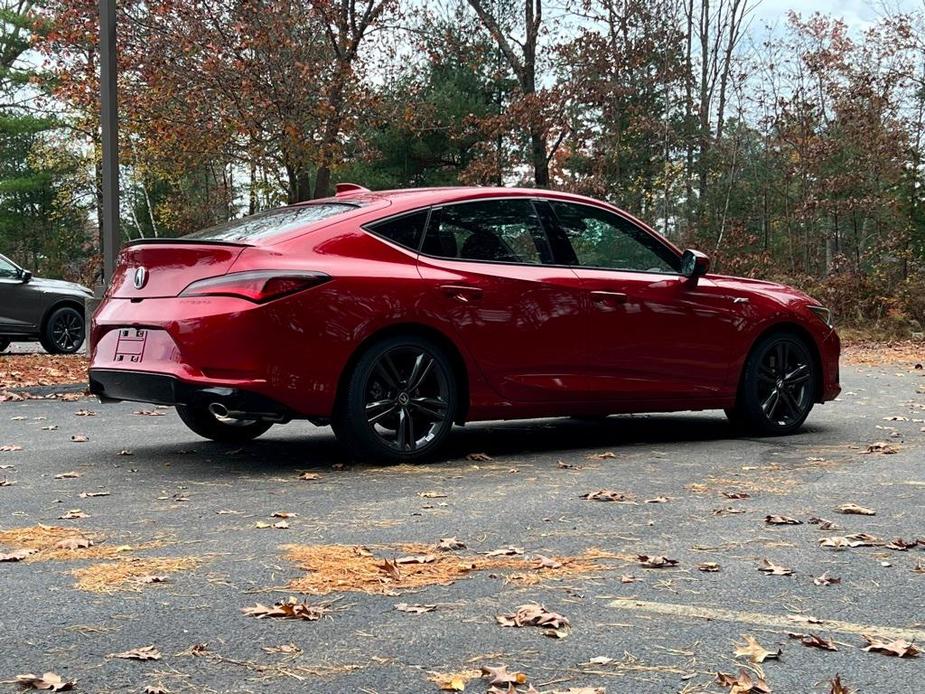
[175,403,273,443]
[333,335,458,463]
[41,306,85,354]
[727,332,817,435]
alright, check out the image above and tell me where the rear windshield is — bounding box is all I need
[184,203,358,242]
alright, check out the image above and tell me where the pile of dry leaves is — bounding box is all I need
[0,354,89,388]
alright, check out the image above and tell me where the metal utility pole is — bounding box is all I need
[99,0,119,286]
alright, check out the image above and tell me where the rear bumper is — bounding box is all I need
[89,368,296,422]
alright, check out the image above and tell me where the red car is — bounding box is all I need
[89,185,840,462]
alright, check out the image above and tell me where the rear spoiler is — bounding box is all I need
[123,238,253,248]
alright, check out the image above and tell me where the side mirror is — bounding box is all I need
[20,269,33,283]
[681,249,710,281]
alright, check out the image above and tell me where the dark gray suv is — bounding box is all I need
[0,253,93,354]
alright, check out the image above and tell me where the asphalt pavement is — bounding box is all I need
[0,363,923,693]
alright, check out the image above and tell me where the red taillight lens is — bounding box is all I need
[179,270,330,303]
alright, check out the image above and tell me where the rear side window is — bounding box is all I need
[366,210,429,251]
[185,203,357,243]
[422,199,552,265]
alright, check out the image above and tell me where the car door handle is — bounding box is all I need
[590,290,627,303]
[440,284,483,302]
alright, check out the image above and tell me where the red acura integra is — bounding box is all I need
[89,185,840,462]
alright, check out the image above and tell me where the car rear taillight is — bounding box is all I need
[179,270,331,303]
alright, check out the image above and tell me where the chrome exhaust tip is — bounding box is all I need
[208,402,229,418]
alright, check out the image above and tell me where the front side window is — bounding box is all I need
[0,255,20,280]
[366,210,429,251]
[185,203,358,243]
[549,202,679,273]
[422,199,552,265]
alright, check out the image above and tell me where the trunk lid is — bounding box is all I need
[108,241,248,299]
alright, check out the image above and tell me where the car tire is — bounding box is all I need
[333,334,458,464]
[40,306,85,354]
[0,337,9,353]
[727,331,817,435]
[175,403,273,443]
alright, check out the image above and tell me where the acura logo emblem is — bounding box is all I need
[133,266,148,289]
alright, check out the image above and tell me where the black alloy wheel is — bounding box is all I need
[42,307,85,354]
[334,335,457,463]
[728,332,817,435]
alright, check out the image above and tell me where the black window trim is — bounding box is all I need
[361,206,434,256]
[541,198,684,276]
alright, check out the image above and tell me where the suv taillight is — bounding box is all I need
[179,270,330,303]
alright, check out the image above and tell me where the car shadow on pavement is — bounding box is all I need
[126,412,833,475]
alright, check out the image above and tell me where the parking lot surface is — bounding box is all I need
[0,362,923,693]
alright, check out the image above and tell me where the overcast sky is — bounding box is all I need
[753,0,920,30]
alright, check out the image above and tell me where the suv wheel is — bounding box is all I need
[41,306,85,354]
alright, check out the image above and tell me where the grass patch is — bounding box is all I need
[71,556,201,593]
[283,543,623,595]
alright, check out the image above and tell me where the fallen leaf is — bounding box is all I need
[532,554,562,570]
[378,558,402,581]
[272,520,290,530]
[865,442,898,454]
[496,603,570,630]
[0,444,23,452]
[419,491,447,498]
[137,575,169,584]
[436,537,465,551]
[808,516,839,530]
[480,665,527,687]
[54,537,92,550]
[242,598,328,621]
[41,425,58,431]
[582,489,633,502]
[118,449,133,456]
[587,656,613,665]
[110,645,161,661]
[838,503,875,516]
[861,634,920,657]
[813,572,841,586]
[485,546,523,557]
[395,554,437,564]
[14,672,76,691]
[0,478,15,487]
[758,558,793,576]
[765,515,802,525]
[74,409,96,417]
[734,634,781,663]
[819,533,880,549]
[557,460,582,470]
[644,496,669,504]
[272,512,297,519]
[79,491,110,498]
[53,471,80,479]
[133,410,165,416]
[70,435,88,443]
[787,632,837,651]
[715,669,771,693]
[713,506,747,516]
[58,509,88,520]
[620,574,638,583]
[143,685,170,694]
[698,562,721,572]
[0,548,37,562]
[262,644,301,655]
[637,555,678,568]
[466,452,493,461]
[829,674,849,694]
[721,491,751,500]
[586,451,616,460]
[298,472,320,480]
[395,602,437,614]
[885,538,918,551]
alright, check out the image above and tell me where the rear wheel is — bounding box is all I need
[333,335,458,463]
[727,332,817,435]
[41,306,85,354]
[175,403,273,443]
